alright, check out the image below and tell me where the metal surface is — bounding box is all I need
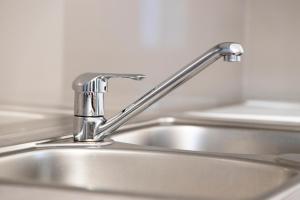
[0,110,44,125]
[0,105,73,148]
[72,73,146,117]
[185,100,300,132]
[72,42,244,141]
[1,116,300,199]
[0,105,70,126]
[0,145,298,200]
[112,117,300,155]
[72,73,145,141]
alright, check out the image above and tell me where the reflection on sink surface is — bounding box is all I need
[0,110,45,125]
[0,105,71,125]
[112,119,300,155]
[0,148,297,200]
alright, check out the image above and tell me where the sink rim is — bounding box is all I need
[115,116,300,133]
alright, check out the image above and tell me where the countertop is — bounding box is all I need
[184,100,300,131]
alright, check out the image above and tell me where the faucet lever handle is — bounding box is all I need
[72,73,146,93]
[97,73,146,81]
[72,73,146,117]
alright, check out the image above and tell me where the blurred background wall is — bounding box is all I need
[0,0,64,106]
[0,0,298,114]
[243,0,300,102]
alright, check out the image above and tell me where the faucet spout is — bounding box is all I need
[94,42,243,141]
[73,42,244,142]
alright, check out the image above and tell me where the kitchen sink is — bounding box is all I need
[0,145,299,200]
[112,118,300,155]
[1,117,300,199]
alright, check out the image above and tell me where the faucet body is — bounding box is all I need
[73,42,244,142]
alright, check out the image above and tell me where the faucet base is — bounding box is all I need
[73,116,106,142]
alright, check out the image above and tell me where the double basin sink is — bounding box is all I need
[1,117,300,199]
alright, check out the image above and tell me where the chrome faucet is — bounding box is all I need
[72,42,244,142]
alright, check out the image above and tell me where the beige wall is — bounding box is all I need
[63,0,244,113]
[0,0,245,113]
[243,0,300,102]
[0,0,64,106]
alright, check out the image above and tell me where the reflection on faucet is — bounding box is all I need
[72,42,244,142]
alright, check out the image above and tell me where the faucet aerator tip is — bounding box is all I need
[224,55,241,62]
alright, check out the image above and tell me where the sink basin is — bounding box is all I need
[0,146,298,200]
[112,118,300,155]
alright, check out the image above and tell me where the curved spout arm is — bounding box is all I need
[92,42,244,141]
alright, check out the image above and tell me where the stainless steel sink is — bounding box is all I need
[2,117,300,199]
[112,118,300,155]
[0,145,299,200]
